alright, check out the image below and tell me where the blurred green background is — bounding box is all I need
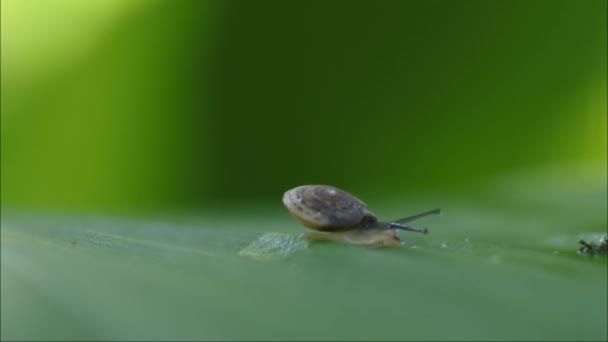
[2,0,606,212]
[1,1,607,341]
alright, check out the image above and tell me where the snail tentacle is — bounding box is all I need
[393,208,441,224]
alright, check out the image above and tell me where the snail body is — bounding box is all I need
[302,228,404,248]
[283,185,440,247]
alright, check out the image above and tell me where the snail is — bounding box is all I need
[283,185,441,247]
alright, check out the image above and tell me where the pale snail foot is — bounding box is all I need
[302,229,403,248]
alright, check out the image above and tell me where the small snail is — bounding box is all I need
[283,185,441,247]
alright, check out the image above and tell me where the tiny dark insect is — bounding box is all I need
[283,185,441,247]
[578,236,607,255]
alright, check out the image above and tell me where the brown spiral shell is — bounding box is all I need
[282,185,377,231]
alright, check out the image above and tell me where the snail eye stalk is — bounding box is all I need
[388,222,428,234]
[394,208,441,224]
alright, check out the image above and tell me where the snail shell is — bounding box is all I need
[282,185,377,231]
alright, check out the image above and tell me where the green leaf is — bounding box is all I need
[1,169,606,341]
